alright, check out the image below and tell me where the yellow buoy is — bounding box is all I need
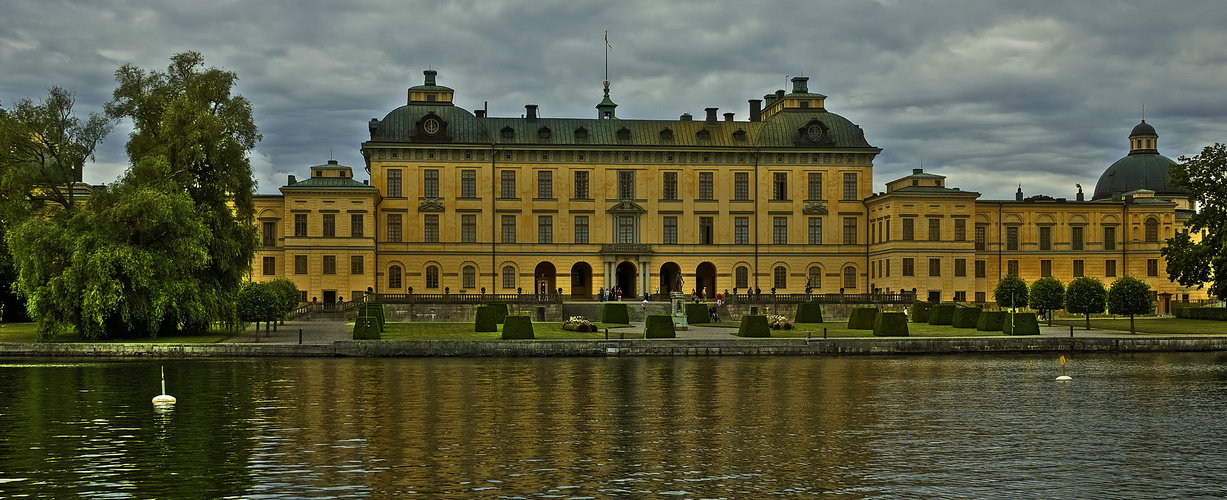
[152,366,176,405]
[1056,356,1072,382]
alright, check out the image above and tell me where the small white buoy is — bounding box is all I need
[1056,375,1072,382]
[152,366,176,405]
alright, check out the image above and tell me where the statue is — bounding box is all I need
[674,274,684,294]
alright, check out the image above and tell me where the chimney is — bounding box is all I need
[369,118,379,139]
[791,76,809,94]
[764,93,776,106]
[525,104,538,121]
[724,112,734,122]
[705,107,718,125]
[680,113,693,121]
[288,175,296,185]
[424,70,437,86]
[775,89,785,101]
[749,99,762,122]
[913,168,923,175]
[475,109,485,118]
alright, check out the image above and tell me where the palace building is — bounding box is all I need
[253,70,1204,313]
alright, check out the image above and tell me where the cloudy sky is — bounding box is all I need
[3,0,1225,199]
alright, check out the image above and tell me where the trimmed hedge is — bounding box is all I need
[645,315,677,338]
[601,303,630,324]
[928,304,957,325]
[501,315,535,339]
[685,303,711,324]
[474,306,499,332]
[872,312,909,337]
[360,303,385,331]
[352,316,381,339]
[1002,313,1040,335]
[1175,307,1227,321]
[847,308,879,330]
[737,315,771,337]
[910,302,936,323]
[952,307,982,328]
[976,311,1006,331]
[487,303,510,324]
[794,302,824,323]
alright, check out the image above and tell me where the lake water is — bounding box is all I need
[1,354,1225,499]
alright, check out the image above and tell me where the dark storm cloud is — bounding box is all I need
[2,0,1225,199]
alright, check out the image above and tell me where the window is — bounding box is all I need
[461,214,476,243]
[773,217,787,245]
[976,291,986,302]
[500,170,516,198]
[843,217,857,245]
[808,267,821,289]
[426,265,439,289]
[699,172,714,200]
[387,169,402,197]
[773,172,788,200]
[1148,258,1159,276]
[294,255,307,274]
[462,265,476,289]
[321,213,335,237]
[699,217,714,244]
[955,219,966,241]
[262,222,277,246]
[294,214,307,237]
[663,172,678,200]
[903,258,915,276]
[808,172,822,200]
[903,219,914,240]
[351,255,364,275]
[387,214,402,242]
[808,217,822,245]
[1073,259,1084,277]
[618,170,635,199]
[501,215,516,243]
[734,172,749,200]
[1145,218,1159,242]
[424,169,439,198]
[975,260,986,278]
[929,219,940,241]
[1006,226,1019,251]
[1072,226,1084,251]
[886,259,891,277]
[388,265,402,288]
[574,216,589,244]
[502,266,515,289]
[774,266,787,290]
[1007,259,1019,276]
[461,170,476,198]
[538,215,553,243]
[299,291,308,303]
[1106,259,1117,277]
[351,214,363,237]
[262,256,276,275]
[323,255,336,275]
[537,170,553,198]
[735,217,748,245]
[955,259,966,277]
[1104,227,1116,250]
[424,214,439,242]
[617,216,635,244]
[975,226,986,251]
[842,173,857,200]
[954,291,967,302]
[1039,226,1052,251]
[843,266,857,288]
[736,266,749,289]
[1040,260,1052,277]
[574,171,589,199]
[929,258,941,277]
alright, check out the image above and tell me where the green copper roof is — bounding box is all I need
[281,177,378,190]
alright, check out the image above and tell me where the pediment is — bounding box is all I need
[418,198,445,212]
[802,201,828,215]
[607,200,646,214]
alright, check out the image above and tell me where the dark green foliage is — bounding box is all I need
[487,303,510,324]
[977,311,1006,331]
[360,303,385,331]
[1108,275,1154,334]
[685,303,710,324]
[644,315,676,338]
[994,274,1029,308]
[1174,307,1227,321]
[952,307,982,328]
[601,303,629,324]
[236,282,281,326]
[1029,276,1065,325]
[474,306,498,332]
[352,315,380,339]
[872,312,909,336]
[910,302,935,323]
[501,315,534,339]
[737,315,771,337]
[794,302,823,323]
[1164,143,1227,301]
[927,304,957,325]
[267,278,301,319]
[1066,276,1107,330]
[1002,313,1040,335]
[847,308,878,330]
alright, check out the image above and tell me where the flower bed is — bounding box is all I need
[768,315,794,330]
[563,316,596,332]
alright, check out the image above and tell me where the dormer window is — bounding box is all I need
[733,129,746,141]
[538,127,551,139]
[697,129,710,140]
[575,127,588,139]
[501,126,514,139]
[660,128,673,140]
[617,127,631,140]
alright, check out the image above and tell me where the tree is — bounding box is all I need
[1107,275,1153,334]
[266,278,301,324]
[236,281,281,333]
[993,274,1028,310]
[1066,276,1107,330]
[1028,276,1065,325]
[1163,142,1227,301]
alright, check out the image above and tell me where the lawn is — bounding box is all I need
[0,322,229,343]
[380,322,636,340]
[1052,317,1227,335]
[742,322,1007,338]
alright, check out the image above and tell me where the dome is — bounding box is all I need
[1092,153,1185,200]
[1130,120,1156,136]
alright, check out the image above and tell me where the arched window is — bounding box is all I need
[843,266,857,289]
[808,267,822,289]
[735,266,749,289]
[773,266,787,290]
[462,265,476,289]
[389,266,402,289]
[426,265,439,289]
[1145,218,1159,243]
[502,266,516,289]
